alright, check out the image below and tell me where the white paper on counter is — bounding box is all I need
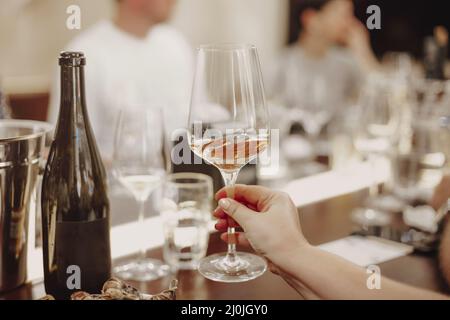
[318,236,414,267]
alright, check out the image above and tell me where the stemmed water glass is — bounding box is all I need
[286,73,336,175]
[351,74,402,226]
[392,80,450,202]
[112,107,169,281]
[188,44,270,282]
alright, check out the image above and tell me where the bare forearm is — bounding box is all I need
[439,220,450,285]
[274,245,448,300]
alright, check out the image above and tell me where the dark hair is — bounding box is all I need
[288,0,332,44]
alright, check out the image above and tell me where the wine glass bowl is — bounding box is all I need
[352,74,402,156]
[188,43,270,282]
[189,127,269,173]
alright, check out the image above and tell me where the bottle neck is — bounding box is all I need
[55,65,88,138]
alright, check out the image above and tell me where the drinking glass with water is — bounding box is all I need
[161,173,213,270]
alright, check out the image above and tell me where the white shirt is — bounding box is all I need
[48,20,194,158]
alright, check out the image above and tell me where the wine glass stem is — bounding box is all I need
[221,170,240,266]
[309,131,319,158]
[368,153,379,198]
[137,197,147,261]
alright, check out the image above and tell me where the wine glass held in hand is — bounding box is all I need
[188,43,271,283]
[112,107,169,282]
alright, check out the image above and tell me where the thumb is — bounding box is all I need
[218,198,255,228]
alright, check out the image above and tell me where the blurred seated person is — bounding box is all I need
[48,0,193,160]
[268,0,379,118]
[213,182,450,299]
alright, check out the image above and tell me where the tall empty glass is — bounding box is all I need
[188,44,270,282]
[161,173,213,270]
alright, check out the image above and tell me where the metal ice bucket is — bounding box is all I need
[0,120,52,292]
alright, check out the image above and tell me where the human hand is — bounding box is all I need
[434,26,448,47]
[344,18,371,53]
[213,185,308,266]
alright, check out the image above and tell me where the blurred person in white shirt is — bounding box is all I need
[48,0,193,160]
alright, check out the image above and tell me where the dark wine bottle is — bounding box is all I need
[41,52,111,299]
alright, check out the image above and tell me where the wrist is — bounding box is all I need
[268,237,311,268]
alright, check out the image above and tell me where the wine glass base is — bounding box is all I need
[198,252,267,283]
[113,258,170,282]
[351,207,392,227]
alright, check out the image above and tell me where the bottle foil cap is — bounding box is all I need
[59,51,86,66]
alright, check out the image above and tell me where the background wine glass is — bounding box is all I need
[188,43,270,283]
[292,74,333,139]
[286,73,337,176]
[392,80,450,203]
[351,73,402,227]
[382,51,414,81]
[112,107,169,282]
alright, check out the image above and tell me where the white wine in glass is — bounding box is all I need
[188,44,270,283]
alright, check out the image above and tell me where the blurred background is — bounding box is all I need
[0,0,448,123]
[0,0,287,109]
[1,0,450,204]
[1,0,450,298]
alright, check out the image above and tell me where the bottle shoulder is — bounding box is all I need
[42,139,110,216]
